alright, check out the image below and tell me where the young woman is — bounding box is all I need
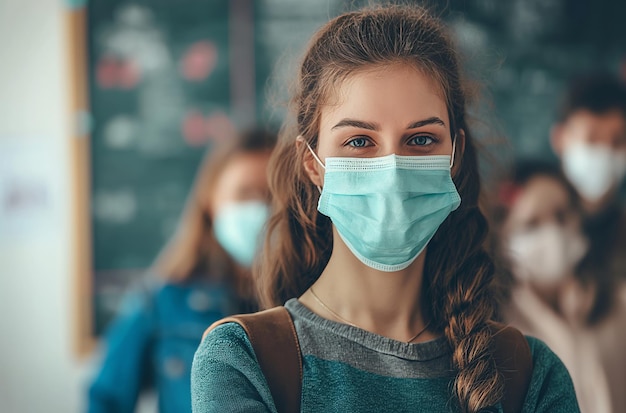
[87,128,276,413]
[192,6,579,413]
[491,160,626,413]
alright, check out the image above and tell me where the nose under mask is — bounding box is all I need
[305,140,461,272]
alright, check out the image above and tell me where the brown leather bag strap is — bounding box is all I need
[204,306,302,413]
[489,322,533,413]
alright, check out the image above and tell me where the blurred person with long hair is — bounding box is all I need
[491,160,626,413]
[87,128,276,413]
[191,5,578,413]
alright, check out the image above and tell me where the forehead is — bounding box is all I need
[568,108,625,124]
[320,64,448,125]
[506,176,572,226]
[564,109,626,136]
[214,152,270,190]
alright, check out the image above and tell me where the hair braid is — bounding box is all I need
[445,249,504,412]
[425,136,505,412]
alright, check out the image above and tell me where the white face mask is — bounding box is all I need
[507,224,588,285]
[305,141,460,272]
[562,141,626,201]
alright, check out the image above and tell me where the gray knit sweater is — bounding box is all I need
[192,298,580,412]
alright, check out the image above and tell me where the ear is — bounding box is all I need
[550,124,564,156]
[296,136,324,187]
[451,129,466,177]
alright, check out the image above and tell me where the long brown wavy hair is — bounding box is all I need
[257,5,503,412]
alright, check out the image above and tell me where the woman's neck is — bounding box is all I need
[300,227,434,342]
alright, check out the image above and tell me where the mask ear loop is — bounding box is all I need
[450,135,457,169]
[298,137,325,193]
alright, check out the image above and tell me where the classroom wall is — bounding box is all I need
[0,0,86,412]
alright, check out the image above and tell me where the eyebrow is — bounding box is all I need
[331,116,446,131]
[407,117,446,129]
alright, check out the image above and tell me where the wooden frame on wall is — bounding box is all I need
[66,5,95,356]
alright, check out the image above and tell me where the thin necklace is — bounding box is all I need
[309,286,431,344]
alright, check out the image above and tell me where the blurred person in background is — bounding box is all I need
[86,128,277,413]
[491,160,626,413]
[550,74,626,281]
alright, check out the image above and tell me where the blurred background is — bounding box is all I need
[0,0,624,412]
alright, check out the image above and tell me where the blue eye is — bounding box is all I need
[409,135,434,146]
[347,137,370,148]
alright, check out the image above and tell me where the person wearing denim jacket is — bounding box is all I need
[87,128,276,413]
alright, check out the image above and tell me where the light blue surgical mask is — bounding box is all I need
[306,143,461,272]
[213,201,270,267]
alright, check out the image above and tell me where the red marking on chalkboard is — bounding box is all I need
[182,110,208,146]
[180,41,218,82]
[181,110,235,146]
[97,56,119,89]
[96,55,142,89]
[118,60,141,89]
[205,112,235,142]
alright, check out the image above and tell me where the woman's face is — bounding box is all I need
[208,151,271,219]
[306,64,455,185]
[503,175,587,285]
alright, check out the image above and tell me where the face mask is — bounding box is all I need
[307,143,461,272]
[213,201,270,267]
[562,141,626,201]
[507,224,588,285]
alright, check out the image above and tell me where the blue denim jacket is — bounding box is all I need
[87,278,243,413]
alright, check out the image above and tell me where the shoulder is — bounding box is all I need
[192,323,276,412]
[193,322,259,378]
[525,336,563,366]
[525,335,574,381]
[198,322,254,353]
[522,336,580,412]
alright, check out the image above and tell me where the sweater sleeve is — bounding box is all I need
[86,290,154,413]
[191,323,277,413]
[522,336,581,413]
